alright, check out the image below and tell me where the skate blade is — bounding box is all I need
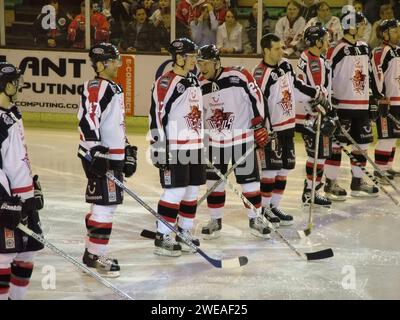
[279,221,294,227]
[202,230,221,240]
[180,243,198,253]
[350,191,379,198]
[153,247,182,257]
[325,193,347,201]
[250,229,271,239]
[302,203,332,209]
[81,266,120,278]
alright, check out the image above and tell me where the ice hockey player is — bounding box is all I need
[77,43,137,277]
[0,62,44,299]
[296,25,338,208]
[149,38,206,256]
[253,33,330,225]
[371,19,400,183]
[197,44,271,239]
[323,7,383,200]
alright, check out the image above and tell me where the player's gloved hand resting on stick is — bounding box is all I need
[124,144,137,177]
[311,86,330,114]
[33,174,44,210]
[89,145,110,177]
[251,116,269,147]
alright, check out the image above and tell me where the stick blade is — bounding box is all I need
[140,229,156,239]
[220,256,249,269]
[305,248,334,261]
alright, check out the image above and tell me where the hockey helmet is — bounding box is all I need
[304,24,329,47]
[168,38,198,60]
[89,42,120,63]
[379,19,399,35]
[340,6,366,31]
[197,44,220,61]
[0,62,23,92]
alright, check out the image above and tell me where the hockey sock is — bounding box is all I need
[0,266,11,300]
[87,204,116,256]
[305,157,325,189]
[261,170,278,208]
[157,187,186,234]
[9,261,33,300]
[85,212,92,248]
[351,144,368,178]
[325,146,342,180]
[375,139,396,170]
[241,182,261,219]
[389,146,397,169]
[207,180,226,220]
[178,186,199,230]
[271,169,289,208]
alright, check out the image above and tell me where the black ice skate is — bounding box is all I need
[324,178,347,201]
[249,217,271,239]
[176,227,200,253]
[154,232,182,257]
[302,181,332,208]
[82,249,120,278]
[262,207,280,227]
[373,170,394,185]
[350,177,379,197]
[270,206,294,226]
[201,218,222,240]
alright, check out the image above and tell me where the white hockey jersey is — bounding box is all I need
[327,39,379,115]
[296,50,330,127]
[78,78,127,161]
[253,59,318,134]
[0,106,34,201]
[371,43,400,107]
[149,71,203,151]
[199,66,264,148]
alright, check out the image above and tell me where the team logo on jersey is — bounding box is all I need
[160,76,171,89]
[351,60,366,94]
[185,105,202,133]
[229,76,240,84]
[1,113,14,125]
[206,108,235,132]
[177,83,185,93]
[253,68,264,80]
[310,60,320,73]
[279,89,293,116]
[363,126,372,134]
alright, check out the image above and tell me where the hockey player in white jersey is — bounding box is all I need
[77,43,137,277]
[253,33,330,225]
[296,25,338,208]
[149,38,206,256]
[371,19,400,183]
[0,62,44,299]
[323,8,383,199]
[196,45,271,239]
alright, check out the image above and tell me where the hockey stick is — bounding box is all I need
[337,120,400,196]
[387,113,400,128]
[205,158,334,261]
[298,113,322,239]
[80,151,248,269]
[331,136,400,207]
[16,224,133,300]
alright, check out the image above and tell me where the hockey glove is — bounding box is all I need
[89,145,110,177]
[150,145,170,170]
[33,175,44,210]
[124,145,137,178]
[311,86,330,114]
[369,96,380,121]
[321,115,338,137]
[251,116,269,148]
[0,196,22,230]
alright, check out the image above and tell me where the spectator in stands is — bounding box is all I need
[142,0,157,18]
[109,0,132,46]
[304,2,342,45]
[153,11,171,52]
[121,6,156,52]
[33,0,72,48]
[275,0,306,57]
[243,2,270,53]
[216,8,243,54]
[369,3,395,48]
[149,0,170,26]
[299,0,318,22]
[362,0,381,24]
[353,0,372,43]
[176,0,207,26]
[68,1,110,49]
[211,0,227,25]
[190,3,218,47]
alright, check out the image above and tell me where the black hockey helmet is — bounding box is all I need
[89,42,120,63]
[340,6,366,31]
[304,24,329,47]
[379,19,399,35]
[197,44,220,61]
[0,62,22,92]
[168,38,198,60]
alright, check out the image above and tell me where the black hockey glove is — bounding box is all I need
[124,145,137,178]
[369,96,380,121]
[321,114,338,137]
[150,145,170,170]
[311,86,330,114]
[0,196,22,230]
[33,175,44,210]
[89,145,110,177]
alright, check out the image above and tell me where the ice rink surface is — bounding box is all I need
[24,128,400,300]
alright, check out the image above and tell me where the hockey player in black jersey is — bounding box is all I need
[77,43,137,277]
[372,19,400,183]
[149,38,206,257]
[0,62,44,299]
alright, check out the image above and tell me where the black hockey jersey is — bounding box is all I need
[199,66,265,148]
